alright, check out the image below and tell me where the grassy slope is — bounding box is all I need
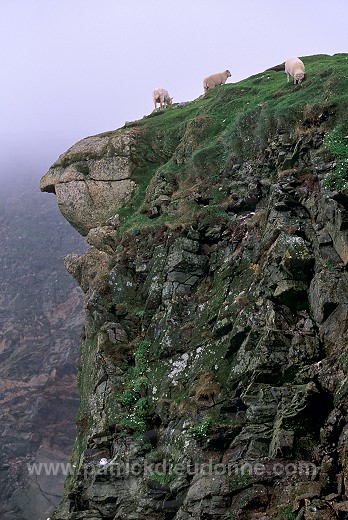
[112,53,348,232]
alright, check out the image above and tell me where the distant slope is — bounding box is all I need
[0,175,86,520]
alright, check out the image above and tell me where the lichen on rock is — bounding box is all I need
[43,54,348,520]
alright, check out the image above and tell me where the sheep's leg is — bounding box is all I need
[287,73,290,82]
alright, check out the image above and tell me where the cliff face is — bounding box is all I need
[42,54,348,519]
[0,179,86,520]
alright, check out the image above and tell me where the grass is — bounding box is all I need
[110,53,348,239]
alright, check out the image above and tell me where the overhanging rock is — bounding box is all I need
[40,132,136,236]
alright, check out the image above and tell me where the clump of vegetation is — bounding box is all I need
[189,416,214,437]
[116,340,151,432]
[324,124,348,190]
[148,470,175,485]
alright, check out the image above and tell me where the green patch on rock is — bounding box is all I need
[115,340,152,433]
[324,123,348,190]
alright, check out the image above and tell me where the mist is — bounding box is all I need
[1,0,348,185]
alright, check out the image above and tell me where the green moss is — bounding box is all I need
[278,507,297,520]
[191,140,225,180]
[209,266,232,318]
[75,335,99,454]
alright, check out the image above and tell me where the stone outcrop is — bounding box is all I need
[40,133,137,236]
[42,54,348,519]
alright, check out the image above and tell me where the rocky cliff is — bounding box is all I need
[41,54,348,519]
[0,178,85,520]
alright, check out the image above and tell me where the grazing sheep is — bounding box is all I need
[285,57,305,84]
[203,70,231,93]
[153,88,173,110]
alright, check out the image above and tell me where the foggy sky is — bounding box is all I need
[1,0,347,182]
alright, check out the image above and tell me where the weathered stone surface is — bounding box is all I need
[309,270,348,323]
[55,179,135,235]
[42,55,348,520]
[40,132,137,235]
[86,226,118,253]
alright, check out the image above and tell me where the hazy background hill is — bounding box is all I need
[0,172,86,520]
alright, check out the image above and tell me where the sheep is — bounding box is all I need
[153,88,173,110]
[285,57,305,84]
[203,70,231,93]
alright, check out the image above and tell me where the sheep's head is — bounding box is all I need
[226,69,232,78]
[168,97,173,106]
[295,71,304,84]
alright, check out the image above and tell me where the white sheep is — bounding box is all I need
[203,70,231,93]
[153,88,173,110]
[285,57,305,84]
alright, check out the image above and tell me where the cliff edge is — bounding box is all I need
[42,54,348,519]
